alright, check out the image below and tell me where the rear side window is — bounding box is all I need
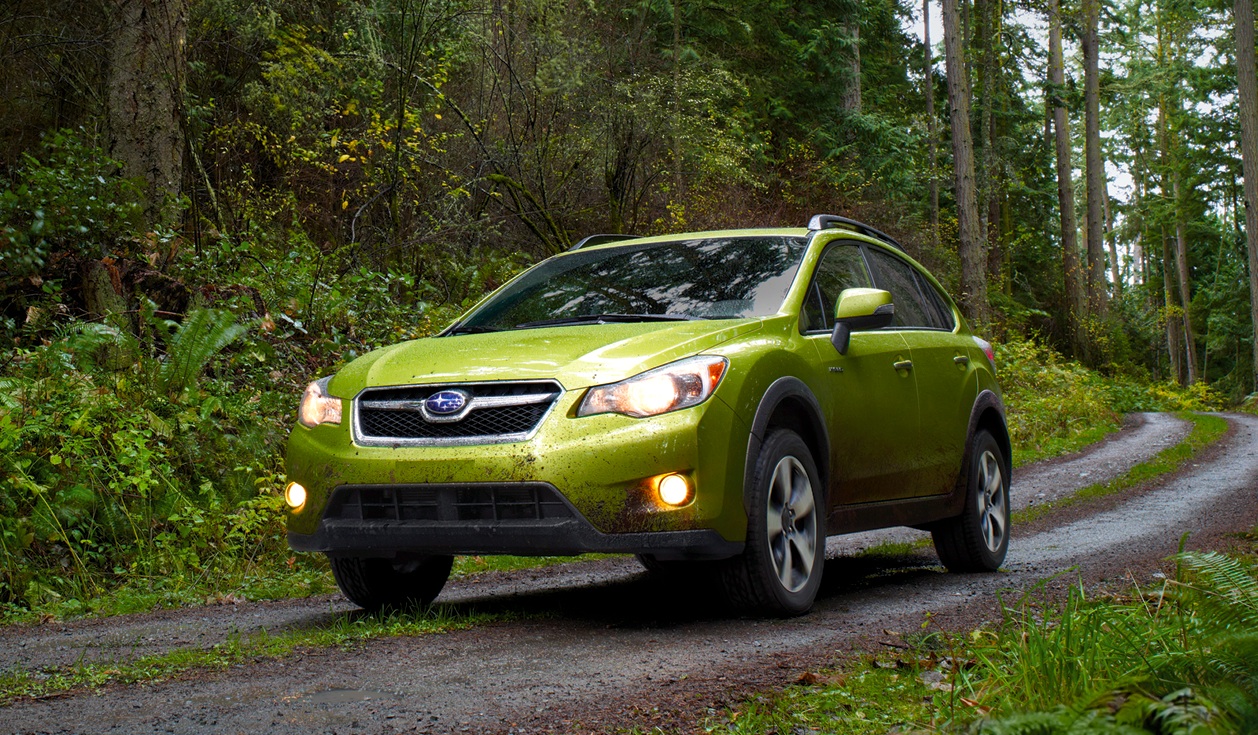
[800,243,872,332]
[863,248,953,330]
[916,274,956,330]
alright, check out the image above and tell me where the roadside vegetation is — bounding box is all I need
[706,545,1258,734]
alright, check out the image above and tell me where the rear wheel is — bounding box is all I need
[932,429,1009,572]
[328,554,453,611]
[722,429,825,616]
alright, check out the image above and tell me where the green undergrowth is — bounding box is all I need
[0,604,502,705]
[1015,412,1228,526]
[998,339,1222,467]
[706,548,1258,734]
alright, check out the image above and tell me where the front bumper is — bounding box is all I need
[285,389,752,551]
[289,488,741,560]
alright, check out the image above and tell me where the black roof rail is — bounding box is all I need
[807,214,905,252]
[568,234,641,251]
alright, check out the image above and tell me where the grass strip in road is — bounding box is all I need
[0,605,502,706]
[1014,412,1229,526]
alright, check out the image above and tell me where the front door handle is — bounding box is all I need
[893,360,913,371]
[954,355,970,366]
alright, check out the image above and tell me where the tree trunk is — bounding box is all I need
[1236,0,1258,392]
[925,0,940,248]
[106,0,187,230]
[943,0,989,326]
[672,0,683,194]
[842,21,862,113]
[1104,182,1121,295]
[1049,0,1085,349]
[1162,228,1186,384]
[1082,0,1108,318]
[1172,176,1199,383]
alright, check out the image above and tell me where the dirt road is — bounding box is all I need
[5,412,1255,735]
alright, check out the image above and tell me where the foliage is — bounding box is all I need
[0,130,143,284]
[0,307,303,615]
[997,338,1222,465]
[955,550,1258,732]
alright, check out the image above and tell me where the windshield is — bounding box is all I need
[454,236,808,332]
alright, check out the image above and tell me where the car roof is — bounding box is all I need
[570,220,905,254]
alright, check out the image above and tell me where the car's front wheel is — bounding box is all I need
[722,429,825,616]
[328,554,454,611]
[931,429,1009,572]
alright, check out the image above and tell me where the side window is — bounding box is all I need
[915,273,956,330]
[863,247,933,329]
[801,243,872,332]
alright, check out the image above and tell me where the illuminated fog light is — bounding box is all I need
[285,482,308,509]
[657,474,692,506]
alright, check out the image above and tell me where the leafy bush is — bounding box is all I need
[997,338,1224,465]
[0,307,316,616]
[0,130,143,284]
[997,338,1121,464]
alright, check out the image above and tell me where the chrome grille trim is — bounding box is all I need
[352,380,564,446]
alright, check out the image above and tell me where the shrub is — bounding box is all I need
[0,130,143,284]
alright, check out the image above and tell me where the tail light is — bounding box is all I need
[973,336,996,369]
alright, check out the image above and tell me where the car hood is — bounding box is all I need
[328,319,764,395]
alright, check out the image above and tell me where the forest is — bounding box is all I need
[0,0,1248,611]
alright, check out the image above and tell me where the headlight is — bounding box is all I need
[577,355,728,418]
[298,376,343,428]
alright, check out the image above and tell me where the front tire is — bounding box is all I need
[722,429,825,616]
[328,554,454,611]
[932,429,1009,572]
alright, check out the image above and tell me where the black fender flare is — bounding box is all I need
[742,377,831,514]
[959,389,1012,491]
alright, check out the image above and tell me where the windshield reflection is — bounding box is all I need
[459,237,807,332]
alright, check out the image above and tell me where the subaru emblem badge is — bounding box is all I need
[425,390,469,416]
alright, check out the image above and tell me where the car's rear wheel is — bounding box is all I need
[722,429,825,616]
[328,554,453,611]
[932,429,1009,572]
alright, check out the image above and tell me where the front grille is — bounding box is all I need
[354,381,562,445]
[327,484,573,522]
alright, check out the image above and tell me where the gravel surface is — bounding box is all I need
[3,412,1254,735]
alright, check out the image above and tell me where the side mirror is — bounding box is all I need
[830,288,895,355]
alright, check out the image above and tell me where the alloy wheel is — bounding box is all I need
[765,456,818,593]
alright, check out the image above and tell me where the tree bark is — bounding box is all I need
[842,21,862,113]
[106,0,187,230]
[1104,182,1121,295]
[1162,228,1186,384]
[1082,0,1108,318]
[1172,176,1199,383]
[1049,0,1084,348]
[946,0,991,327]
[925,0,940,249]
[1236,0,1258,392]
[943,0,989,326]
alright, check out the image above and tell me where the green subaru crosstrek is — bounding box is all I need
[285,215,1011,616]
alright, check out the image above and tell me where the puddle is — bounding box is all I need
[306,688,401,705]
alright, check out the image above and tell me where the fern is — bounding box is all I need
[158,308,246,396]
[1174,552,1258,732]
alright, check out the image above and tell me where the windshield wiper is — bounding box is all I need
[515,313,700,329]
